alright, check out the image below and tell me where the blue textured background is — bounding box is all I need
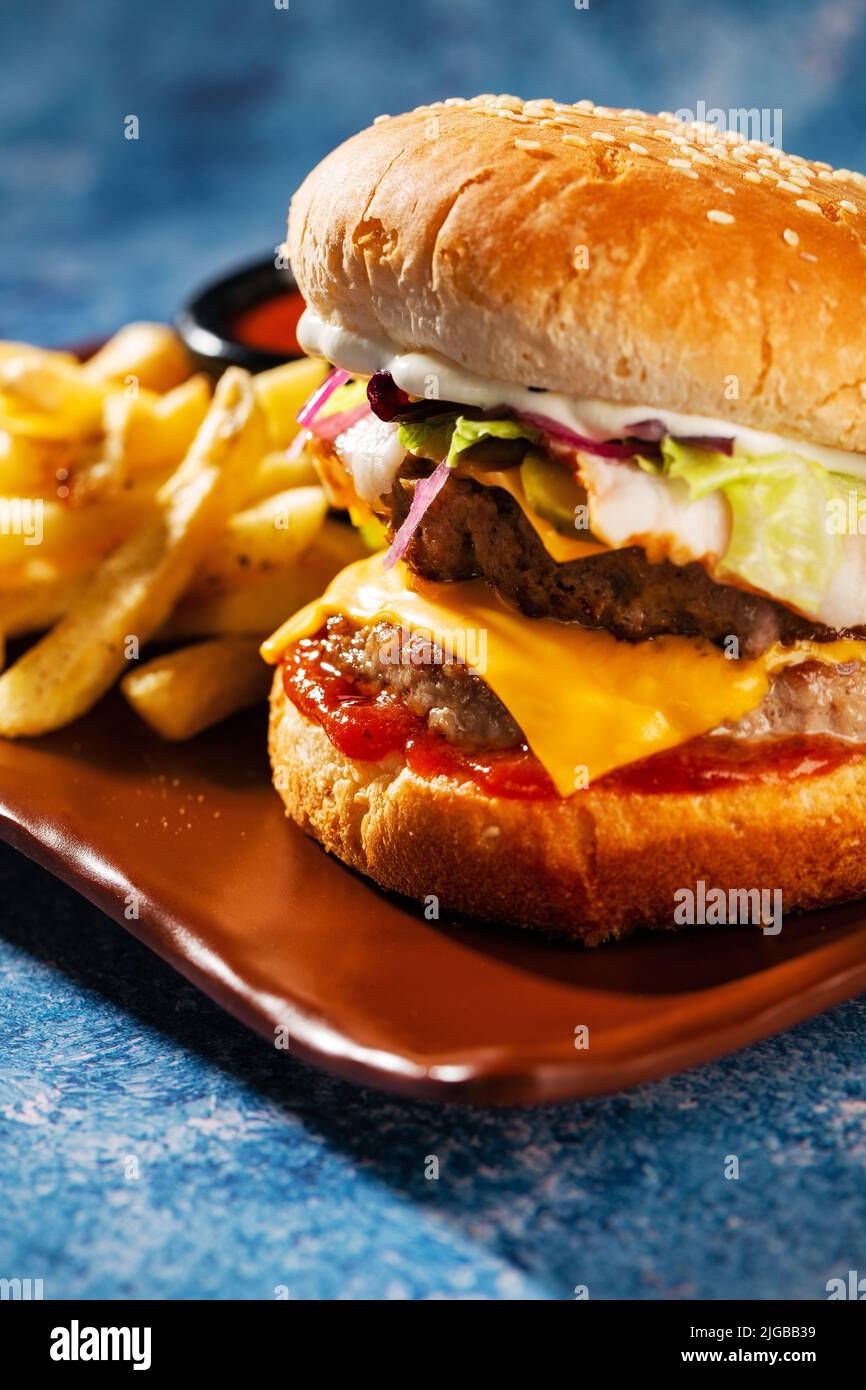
[2,0,866,1300]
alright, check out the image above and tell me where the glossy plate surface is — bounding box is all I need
[2,696,866,1104]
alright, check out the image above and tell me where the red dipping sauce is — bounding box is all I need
[281,633,866,800]
[231,291,306,356]
[281,634,557,800]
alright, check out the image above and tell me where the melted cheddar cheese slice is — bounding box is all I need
[262,554,866,796]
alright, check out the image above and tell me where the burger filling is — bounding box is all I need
[290,615,866,759]
[277,342,866,795]
[383,468,851,659]
[303,367,866,653]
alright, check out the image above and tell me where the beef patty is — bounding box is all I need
[385,470,863,658]
[316,616,866,753]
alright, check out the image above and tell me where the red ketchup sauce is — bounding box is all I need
[281,633,865,800]
[231,291,306,355]
[281,633,557,800]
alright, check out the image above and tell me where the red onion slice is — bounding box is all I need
[673,434,735,455]
[626,418,667,442]
[383,461,451,570]
[518,410,735,459]
[305,402,371,442]
[296,368,351,427]
[516,410,639,458]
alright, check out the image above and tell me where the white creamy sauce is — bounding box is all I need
[299,307,866,480]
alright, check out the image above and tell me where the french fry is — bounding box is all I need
[121,636,270,740]
[0,399,96,441]
[163,519,369,637]
[0,319,370,740]
[0,367,266,736]
[0,355,107,436]
[0,486,157,570]
[81,323,191,392]
[0,567,90,637]
[244,446,319,502]
[0,432,62,494]
[103,374,212,474]
[187,485,327,595]
[254,356,328,448]
[0,343,77,366]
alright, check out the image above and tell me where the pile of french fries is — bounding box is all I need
[0,324,367,740]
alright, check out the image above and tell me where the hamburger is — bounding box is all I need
[262,94,866,945]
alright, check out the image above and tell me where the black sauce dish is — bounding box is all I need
[175,256,307,377]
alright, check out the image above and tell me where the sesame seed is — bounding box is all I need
[669,157,692,169]
[591,131,615,143]
[783,228,800,246]
[514,138,542,151]
[629,141,648,155]
[720,185,735,195]
[707,209,735,224]
[800,251,818,262]
[624,125,647,136]
[840,199,858,214]
[575,99,595,111]
[562,133,587,147]
[777,180,803,194]
[795,199,822,214]
[691,151,713,166]
[744,171,761,183]
[787,278,801,293]
[817,170,835,181]
[373,114,390,124]
[680,168,699,179]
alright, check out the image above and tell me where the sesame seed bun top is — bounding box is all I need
[287,95,866,454]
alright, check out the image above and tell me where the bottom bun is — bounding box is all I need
[269,673,866,945]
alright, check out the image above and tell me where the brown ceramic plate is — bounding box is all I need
[3,692,866,1104]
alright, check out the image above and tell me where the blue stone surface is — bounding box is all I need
[2,0,866,1300]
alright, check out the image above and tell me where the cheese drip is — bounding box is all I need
[262,555,866,795]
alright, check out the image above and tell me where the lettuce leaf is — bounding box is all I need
[444,416,538,467]
[397,416,458,462]
[640,438,863,614]
[398,414,538,468]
